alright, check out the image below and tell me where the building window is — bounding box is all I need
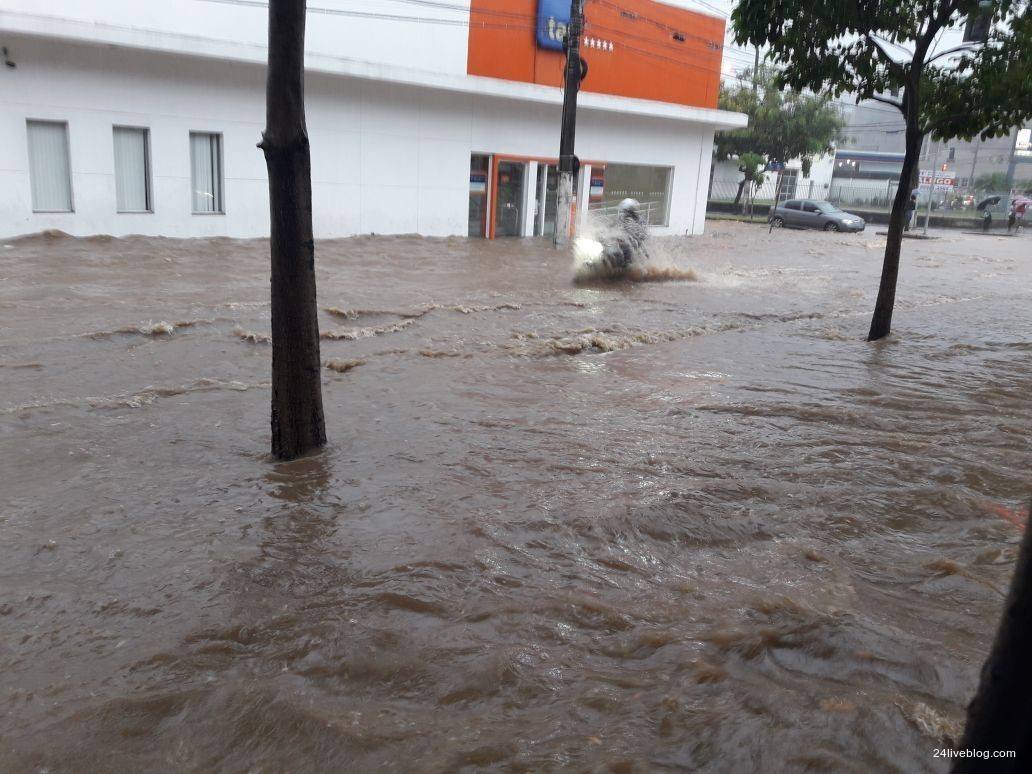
[113,126,152,213]
[599,163,672,226]
[26,120,73,212]
[190,132,224,213]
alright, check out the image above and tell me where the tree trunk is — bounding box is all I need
[768,168,783,233]
[868,98,923,341]
[954,501,1032,771]
[734,177,747,210]
[260,0,326,460]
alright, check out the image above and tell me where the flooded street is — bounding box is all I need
[2,222,1030,772]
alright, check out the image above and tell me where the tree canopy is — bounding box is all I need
[731,1,1032,145]
[715,66,843,171]
[731,0,1032,341]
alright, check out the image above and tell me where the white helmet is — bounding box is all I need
[618,198,640,215]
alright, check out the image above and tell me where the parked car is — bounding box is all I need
[769,199,866,232]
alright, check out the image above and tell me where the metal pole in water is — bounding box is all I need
[554,0,584,248]
[923,144,940,235]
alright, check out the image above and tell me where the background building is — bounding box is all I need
[710,85,1032,212]
[835,100,1032,207]
[0,0,745,239]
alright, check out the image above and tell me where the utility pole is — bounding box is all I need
[554,0,585,248]
[968,138,980,193]
[753,46,759,91]
[923,142,941,235]
[1004,126,1020,194]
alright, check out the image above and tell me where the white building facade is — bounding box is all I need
[710,154,836,204]
[0,0,745,239]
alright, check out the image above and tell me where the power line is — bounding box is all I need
[197,0,535,26]
[586,0,725,50]
[586,0,723,46]
[680,0,728,19]
[584,20,729,58]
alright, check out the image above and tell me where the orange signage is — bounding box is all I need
[467,0,724,109]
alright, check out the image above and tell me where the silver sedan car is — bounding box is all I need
[769,199,866,232]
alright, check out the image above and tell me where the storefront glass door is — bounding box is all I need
[494,160,526,237]
[534,163,559,237]
[468,154,490,237]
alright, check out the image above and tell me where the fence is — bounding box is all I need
[709,179,772,204]
[587,200,665,226]
[828,185,1018,216]
[708,179,812,207]
[709,178,1018,218]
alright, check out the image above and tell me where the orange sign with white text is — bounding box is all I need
[467,0,724,109]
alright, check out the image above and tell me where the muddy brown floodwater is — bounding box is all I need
[1,223,1030,772]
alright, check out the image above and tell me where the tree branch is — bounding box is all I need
[871,33,914,57]
[921,0,966,53]
[869,93,905,113]
[927,43,978,65]
[866,33,907,77]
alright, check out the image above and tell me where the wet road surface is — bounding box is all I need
[1,223,1030,771]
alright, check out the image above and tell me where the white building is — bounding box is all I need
[710,154,836,204]
[0,0,746,239]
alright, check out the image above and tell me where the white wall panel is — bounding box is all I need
[362,185,419,234]
[418,186,466,235]
[309,130,362,185]
[417,138,470,191]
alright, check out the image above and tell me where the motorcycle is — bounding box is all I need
[572,200,649,279]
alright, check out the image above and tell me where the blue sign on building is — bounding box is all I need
[537,0,571,51]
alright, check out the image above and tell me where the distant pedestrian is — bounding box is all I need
[904,194,917,231]
[1007,201,1017,234]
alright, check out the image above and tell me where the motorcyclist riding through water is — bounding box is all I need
[601,198,649,270]
[571,197,651,279]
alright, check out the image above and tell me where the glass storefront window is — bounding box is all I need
[599,163,673,226]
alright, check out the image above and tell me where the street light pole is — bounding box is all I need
[554,0,585,248]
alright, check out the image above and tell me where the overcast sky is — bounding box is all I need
[664,0,969,85]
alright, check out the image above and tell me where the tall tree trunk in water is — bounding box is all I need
[868,84,922,341]
[954,501,1032,771]
[259,0,326,460]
